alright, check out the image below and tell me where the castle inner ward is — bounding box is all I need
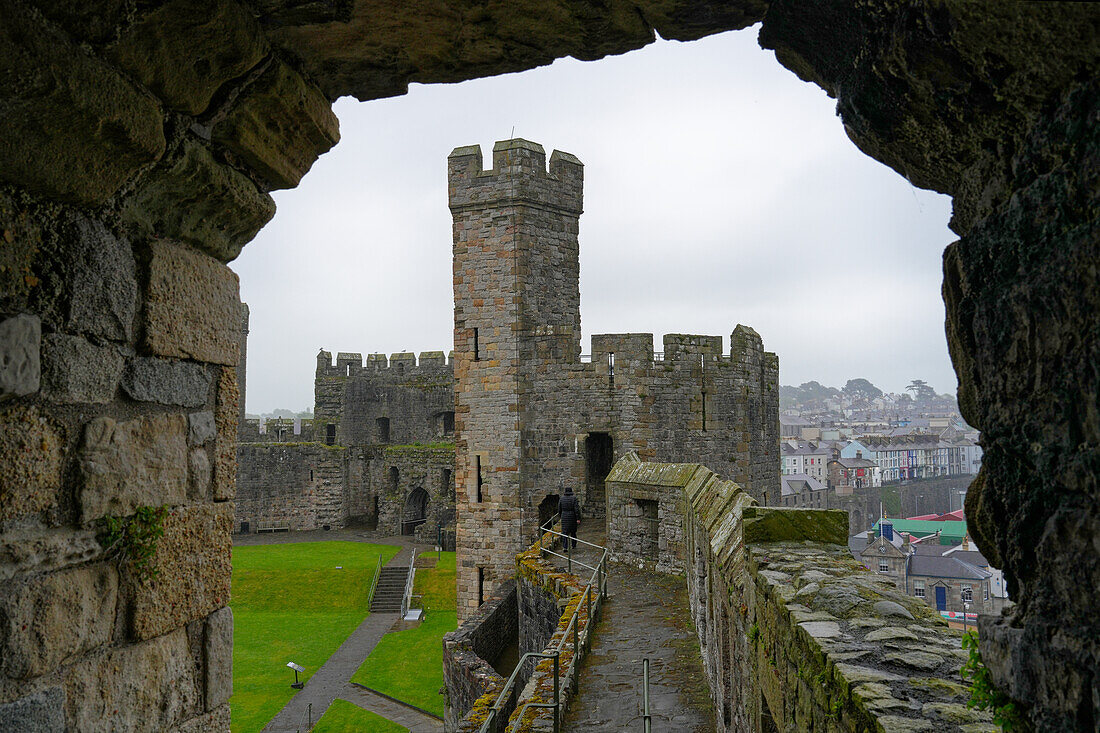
[237,139,779,618]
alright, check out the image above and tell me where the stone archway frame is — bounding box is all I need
[0,2,1096,729]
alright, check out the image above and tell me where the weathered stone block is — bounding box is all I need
[0,687,65,732]
[79,413,188,522]
[189,448,211,499]
[130,503,232,640]
[0,563,118,679]
[0,527,101,581]
[170,704,230,733]
[0,3,165,205]
[213,368,238,500]
[0,313,40,399]
[62,219,139,343]
[63,628,200,731]
[204,607,233,710]
[122,356,211,407]
[108,0,267,116]
[212,60,340,189]
[144,240,242,365]
[121,140,275,262]
[0,405,63,520]
[188,411,216,445]
[40,333,124,403]
[742,506,849,546]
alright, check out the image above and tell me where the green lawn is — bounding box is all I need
[351,551,457,717]
[311,699,408,733]
[230,541,400,733]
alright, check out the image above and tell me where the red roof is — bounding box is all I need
[906,509,965,522]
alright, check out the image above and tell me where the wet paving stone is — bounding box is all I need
[550,528,715,732]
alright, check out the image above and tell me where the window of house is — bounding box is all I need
[984,585,990,602]
[914,580,925,597]
[879,560,889,573]
[962,585,973,602]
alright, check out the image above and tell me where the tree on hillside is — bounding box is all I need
[844,378,883,402]
[906,379,936,402]
[798,381,841,403]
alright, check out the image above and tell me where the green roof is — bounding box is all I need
[873,518,969,544]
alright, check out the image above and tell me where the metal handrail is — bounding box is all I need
[477,521,609,733]
[479,652,560,733]
[642,658,652,732]
[399,548,417,618]
[367,553,383,608]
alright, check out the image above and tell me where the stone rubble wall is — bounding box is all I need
[234,442,347,531]
[442,578,519,733]
[234,441,454,535]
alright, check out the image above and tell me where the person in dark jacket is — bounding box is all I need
[559,486,581,550]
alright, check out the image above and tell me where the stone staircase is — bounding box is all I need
[370,566,408,613]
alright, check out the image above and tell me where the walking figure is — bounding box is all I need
[560,486,581,550]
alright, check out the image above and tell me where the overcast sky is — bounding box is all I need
[233,26,959,415]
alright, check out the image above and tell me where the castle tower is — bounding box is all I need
[449,139,584,616]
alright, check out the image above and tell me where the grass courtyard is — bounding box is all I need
[311,699,408,733]
[351,550,458,717]
[230,541,399,732]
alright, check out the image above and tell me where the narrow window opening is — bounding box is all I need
[473,327,480,361]
[442,468,453,497]
[443,411,455,434]
[478,566,486,606]
[475,455,484,502]
[608,352,615,388]
[389,466,399,492]
[325,423,336,445]
[376,417,391,443]
[345,364,350,376]
[700,353,707,432]
[309,469,314,482]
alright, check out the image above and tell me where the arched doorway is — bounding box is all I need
[538,494,560,532]
[402,487,430,536]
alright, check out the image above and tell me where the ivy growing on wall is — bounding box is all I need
[97,506,168,581]
[960,630,1025,731]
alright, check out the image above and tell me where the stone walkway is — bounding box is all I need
[548,524,716,732]
[246,533,443,732]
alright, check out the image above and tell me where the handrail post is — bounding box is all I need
[643,658,652,733]
[553,653,560,733]
[567,542,572,574]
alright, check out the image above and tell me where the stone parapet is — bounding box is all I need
[443,578,518,732]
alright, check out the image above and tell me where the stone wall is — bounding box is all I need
[234,441,454,535]
[442,578,519,733]
[0,218,238,729]
[235,442,348,531]
[314,350,454,448]
[605,452,691,574]
[617,458,995,732]
[372,445,456,537]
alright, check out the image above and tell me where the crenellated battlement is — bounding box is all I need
[585,328,775,370]
[316,348,454,378]
[448,138,583,215]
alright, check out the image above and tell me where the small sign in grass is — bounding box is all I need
[231,541,400,732]
[351,551,457,717]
